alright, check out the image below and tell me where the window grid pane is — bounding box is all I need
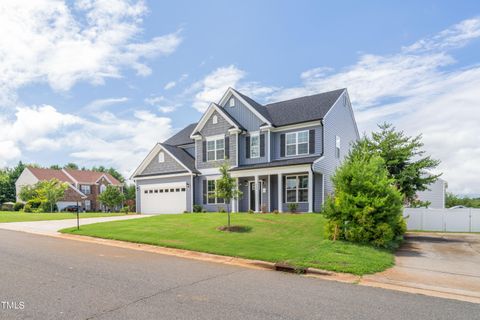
[250,135,259,158]
[298,143,308,154]
[298,131,308,143]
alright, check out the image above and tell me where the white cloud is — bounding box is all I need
[191,65,276,112]
[267,17,480,194]
[0,104,173,178]
[0,0,182,106]
[85,97,129,111]
[164,81,176,90]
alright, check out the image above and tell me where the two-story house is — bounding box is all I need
[15,167,123,211]
[132,87,359,214]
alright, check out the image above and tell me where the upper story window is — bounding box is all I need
[80,185,91,195]
[250,133,260,158]
[158,151,165,163]
[207,179,224,204]
[335,136,341,158]
[212,115,218,124]
[207,137,225,161]
[229,98,235,107]
[100,184,107,194]
[286,131,309,156]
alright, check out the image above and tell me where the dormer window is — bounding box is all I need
[158,151,165,163]
[212,115,218,124]
[229,98,235,107]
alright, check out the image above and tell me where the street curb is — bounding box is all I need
[56,233,350,280]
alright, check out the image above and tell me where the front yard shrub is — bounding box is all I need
[193,205,203,213]
[13,202,24,211]
[323,145,405,249]
[288,203,298,213]
[120,206,130,214]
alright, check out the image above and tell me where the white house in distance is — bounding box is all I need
[416,177,447,209]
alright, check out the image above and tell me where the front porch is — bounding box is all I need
[230,165,324,213]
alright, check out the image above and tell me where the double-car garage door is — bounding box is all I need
[140,182,187,214]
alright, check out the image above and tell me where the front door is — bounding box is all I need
[249,181,262,211]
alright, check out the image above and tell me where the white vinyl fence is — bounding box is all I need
[403,208,480,232]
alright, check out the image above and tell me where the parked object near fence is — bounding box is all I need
[403,208,480,232]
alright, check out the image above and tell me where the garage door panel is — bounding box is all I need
[140,183,187,214]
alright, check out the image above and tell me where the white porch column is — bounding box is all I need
[232,178,239,213]
[308,169,314,213]
[278,173,283,213]
[267,175,271,212]
[254,175,260,213]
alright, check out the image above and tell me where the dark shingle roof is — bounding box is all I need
[161,143,199,173]
[163,123,197,146]
[229,156,319,171]
[265,89,345,126]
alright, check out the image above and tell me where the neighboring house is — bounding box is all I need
[415,177,447,209]
[15,167,122,211]
[131,87,359,214]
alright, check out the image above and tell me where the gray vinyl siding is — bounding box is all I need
[221,95,264,131]
[196,110,236,169]
[238,133,269,165]
[180,144,195,157]
[416,179,446,209]
[314,173,323,212]
[313,92,359,200]
[135,175,193,212]
[271,125,323,161]
[140,149,187,175]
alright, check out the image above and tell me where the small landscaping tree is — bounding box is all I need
[324,144,405,249]
[210,162,242,229]
[98,185,124,212]
[35,179,69,212]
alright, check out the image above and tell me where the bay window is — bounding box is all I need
[286,131,309,156]
[285,175,309,203]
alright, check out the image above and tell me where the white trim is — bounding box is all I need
[235,132,239,167]
[206,178,225,205]
[249,131,260,159]
[268,174,271,212]
[218,88,272,126]
[130,144,161,179]
[308,169,313,213]
[206,134,225,141]
[321,173,325,206]
[267,130,271,162]
[95,173,114,185]
[190,103,239,139]
[230,164,311,177]
[285,130,309,157]
[69,184,88,199]
[61,169,78,186]
[133,172,192,181]
[270,121,321,132]
[313,155,325,165]
[284,174,309,204]
[248,179,263,212]
[277,173,283,213]
[190,175,194,212]
[198,168,220,175]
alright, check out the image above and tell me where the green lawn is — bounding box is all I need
[61,213,394,275]
[0,211,127,223]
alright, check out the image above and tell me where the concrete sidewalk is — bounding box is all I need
[0,214,151,235]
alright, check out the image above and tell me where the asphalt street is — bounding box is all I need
[0,229,478,320]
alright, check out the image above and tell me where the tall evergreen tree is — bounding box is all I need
[358,123,441,206]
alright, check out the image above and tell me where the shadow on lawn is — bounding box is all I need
[217,225,252,233]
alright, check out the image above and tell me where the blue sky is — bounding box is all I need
[0,1,479,194]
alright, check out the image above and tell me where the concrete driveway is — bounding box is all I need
[362,232,480,302]
[0,214,151,236]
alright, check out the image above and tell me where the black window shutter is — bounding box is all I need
[246,136,251,159]
[309,129,315,154]
[280,134,285,157]
[225,136,230,159]
[260,134,265,157]
[203,179,207,204]
[202,141,206,162]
